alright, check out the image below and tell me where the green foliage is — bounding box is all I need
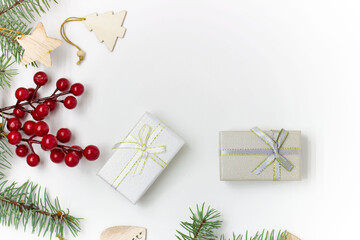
[177,203,288,240]
[0,0,57,87]
[220,230,288,240]
[0,180,81,238]
[0,0,55,23]
[0,56,17,89]
[176,203,222,240]
[0,118,12,180]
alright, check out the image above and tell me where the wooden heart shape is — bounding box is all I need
[100,226,146,240]
[287,232,300,240]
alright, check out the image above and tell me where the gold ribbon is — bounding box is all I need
[111,123,166,189]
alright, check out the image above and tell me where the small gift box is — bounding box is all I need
[219,127,301,181]
[98,113,184,204]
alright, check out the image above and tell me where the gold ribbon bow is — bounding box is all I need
[112,123,167,189]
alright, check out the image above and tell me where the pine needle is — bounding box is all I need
[176,203,289,240]
[0,55,17,89]
[0,0,57,86]
[220,230,289,240]
[0,180,81,238]
[176,203,222,240]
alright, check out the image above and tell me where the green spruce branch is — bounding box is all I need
[0,119,12,180]
[220,230,288,240]
[176,203,289,240]
[0,55,17,89]
[176,203,222,240]
[0,0,55,23]
[0,0,57,88]
[0,181,81,238]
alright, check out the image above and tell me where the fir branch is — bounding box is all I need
[0,0,25,16]
[176,203,222,240]
[0,55,17,89]
[177,203,291,240]
[0,180,81,238]
[0,19,32,65]
[0,0,57,23]
[0,118,11,180]
[220,230,289,240]
[0,0,57,66]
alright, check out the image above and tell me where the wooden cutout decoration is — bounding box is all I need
[16,22,62,68]
[84,11,127,52]
[100,226,146,240]
[287,232,301,240]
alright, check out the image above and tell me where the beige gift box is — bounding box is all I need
[219,128,302,181]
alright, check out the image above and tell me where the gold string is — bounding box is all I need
[0,27,24,39]
[60,17,86,65]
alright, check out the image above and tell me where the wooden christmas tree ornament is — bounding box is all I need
[84,11,127,51]
[100,226,146,240]
[16,22,62,68]
[60,11,127,65]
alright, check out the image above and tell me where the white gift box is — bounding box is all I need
[98,113,184,204]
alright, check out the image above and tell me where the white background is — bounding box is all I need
[0,0,359,239]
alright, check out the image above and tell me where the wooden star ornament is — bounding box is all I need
[16,22,62,68]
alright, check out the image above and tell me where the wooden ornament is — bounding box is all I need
[287,232,301,240]
[16,22,62,68]
[84,11,127,52]
[100,226,146,240]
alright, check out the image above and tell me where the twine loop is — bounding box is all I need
[60,17,86,65]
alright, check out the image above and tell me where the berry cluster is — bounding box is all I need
[1,72,100,167]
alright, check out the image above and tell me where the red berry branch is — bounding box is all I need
[0,72,100,167]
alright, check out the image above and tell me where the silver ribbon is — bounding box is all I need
[251,127,294,178]
[220,127,300,181]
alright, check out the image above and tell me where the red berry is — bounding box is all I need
[35,104,50,117]
[27,88,37,101]
[44,100,57,111]
[70,83,84,96]
[41,134,58,150]
[23,120,35,135]
[56,78,70,91]
[50,149,65,163]
[56,128,72,143]
[7,131,22,145]
[31,111,45,121]
[7,118,22,131]
[27,153,40,167]
[33,121,49,137]
[13,108,26,118]
[71,145,83,159]
[33,72,48,86]
[16,144,29,157]
[15,87,29,101]
[63,96,77,109]
[65,152,80,167]
[84,145,100,161]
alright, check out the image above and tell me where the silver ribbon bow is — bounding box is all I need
[220,127,301,181]
[251,127,296,180]
[111,123,167,189]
